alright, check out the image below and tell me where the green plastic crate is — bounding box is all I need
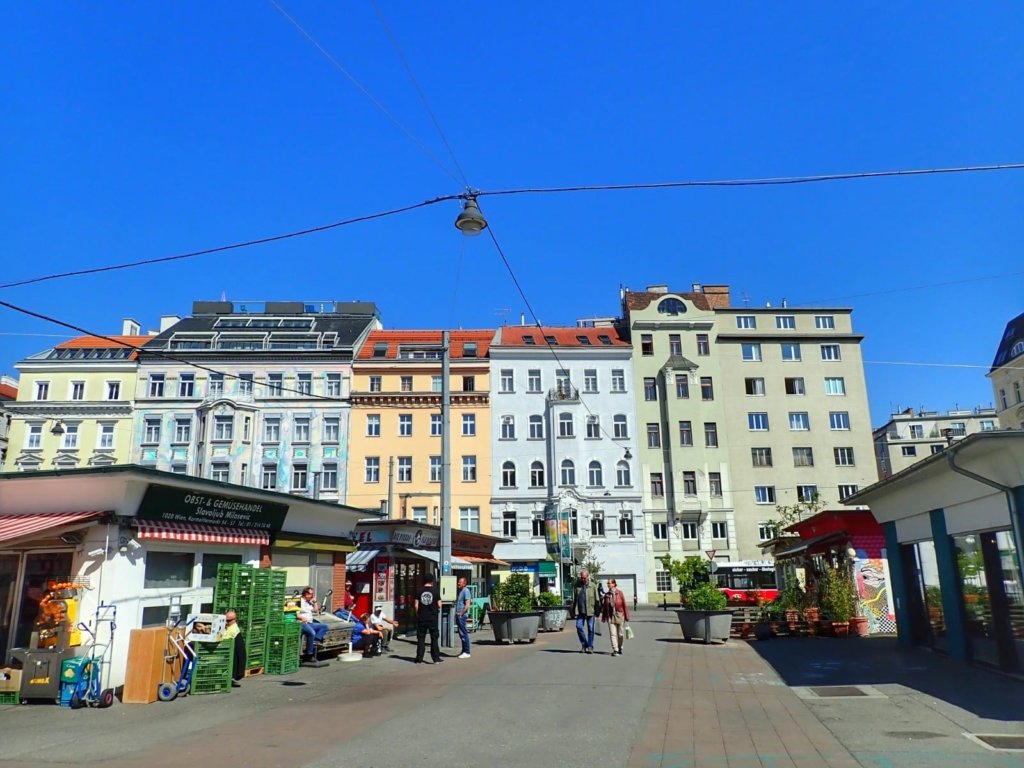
[0,691,19,706]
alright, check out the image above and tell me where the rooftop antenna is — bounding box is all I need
[494,307,510,326]
[741,292,750,307]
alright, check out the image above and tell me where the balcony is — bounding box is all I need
[547,386,580,403]
[203,388,255,405]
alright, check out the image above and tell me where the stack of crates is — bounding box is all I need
[265,621,302,675]
[191,640,234,695]
[212,564,291,675]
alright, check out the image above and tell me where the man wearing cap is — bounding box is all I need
[368,604,399,652]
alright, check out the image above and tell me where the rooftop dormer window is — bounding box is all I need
[576,335,591,345]
[522,335,536,345]
[372,342,388,358]
[463,342,478,358]
[598,335,612,346]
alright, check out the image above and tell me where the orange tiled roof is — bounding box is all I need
[54,335,152,360]
[0,383,17,400]
[497,326,629,347]
[356,330,496,360]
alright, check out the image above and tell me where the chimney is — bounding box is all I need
[160,315,181,333]
[691,283,703,293]
[520,313,526,325]
[122,318,141,336]
[647,284,668,294]
[701,285,731,309]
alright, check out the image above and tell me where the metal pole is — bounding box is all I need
[440,331,453,646]
[387,456,395,518]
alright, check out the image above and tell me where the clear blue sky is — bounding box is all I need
[2,4,1022,425]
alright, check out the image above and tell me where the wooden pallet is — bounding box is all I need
[244,666,264,678]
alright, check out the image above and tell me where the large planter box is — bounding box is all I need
[539,607,569,632]
[675,609,734,644]
[490,611,542,643]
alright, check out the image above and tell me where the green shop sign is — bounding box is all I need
[137,484,289,531]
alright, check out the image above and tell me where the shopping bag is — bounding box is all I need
[624,624,634,640]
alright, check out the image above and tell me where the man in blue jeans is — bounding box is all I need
[298,586,328,661]
[574,570,600,653]
[455,576,472,659]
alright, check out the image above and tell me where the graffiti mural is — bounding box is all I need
[853,551,897,634]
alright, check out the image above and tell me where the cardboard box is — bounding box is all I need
[187,613,227,643]
[0,667,22,693]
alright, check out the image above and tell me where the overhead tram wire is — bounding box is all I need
[0,299,347,403]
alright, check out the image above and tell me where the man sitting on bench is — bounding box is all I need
[297,586,328,663]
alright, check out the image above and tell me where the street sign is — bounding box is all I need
[705,549,717,561]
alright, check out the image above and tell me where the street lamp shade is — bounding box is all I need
[623,448,633,460]
[454,196,488,236]
[50,420,65,436]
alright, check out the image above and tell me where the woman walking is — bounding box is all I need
[601,578,630,656]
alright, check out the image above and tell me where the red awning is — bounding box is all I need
[0,511,104,544]
[458,554,511,566]
[136,520,270,546]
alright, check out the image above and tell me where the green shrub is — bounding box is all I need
[535,591,561,608]
[492,573,535,612]
[685,582,728,611]
[820,567,856,620]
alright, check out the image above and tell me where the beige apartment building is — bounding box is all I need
[872,406,998,478]
[617,284,878,600]
[989,310,1024,429]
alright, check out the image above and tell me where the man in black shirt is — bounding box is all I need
[414,573,443,664]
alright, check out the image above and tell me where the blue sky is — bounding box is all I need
[2,4,1021,425]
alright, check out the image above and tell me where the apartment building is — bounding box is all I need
[989,310,1024,429]
[4,325,151,471]
[618,284,878,600]
[132,300,380,502]
[346,330,494,528]
[0,375,18,467]
[873,406,999,478]
[488,326,645,600]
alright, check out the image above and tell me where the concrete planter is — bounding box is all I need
[675,609,734,644]
[489,611,542,643]
[539,606,569,631]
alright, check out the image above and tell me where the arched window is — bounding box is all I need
[1012,340,1024,358]
[528,414,544,439]
[657,297,686,316]
[588,460,603,487]
[501,461,516,488]
[530,461,545,487]
[558,412,574,437]
[616,460,631,487]
[560,458,576,486]
[613,414,628,438]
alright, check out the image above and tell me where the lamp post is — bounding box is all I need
[454,195,487,236]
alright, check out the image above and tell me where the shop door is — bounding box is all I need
[14,552,73,649]
[394,559,423,635]
[0,554,20,658]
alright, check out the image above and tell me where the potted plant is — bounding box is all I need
[752,590,773,641]
[489,574,542,643]
[536,590,568,631]
[778,578,806,630]
[661,556,734,644]
[820,566,856,638]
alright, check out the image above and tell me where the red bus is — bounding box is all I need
[714,561,778,604]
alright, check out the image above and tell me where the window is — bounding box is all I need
[792,447,814,467]
[785,377,806,395]
[677,420,693,447]
[555,369,571,395]
[675,374,689,398]
[106,381,121,400]
[980,420,995,431]
[527,369,542,392]
[462,455,477,482]
[144,417,162,444]
[781,343,801,362]
[655,571,672,591]
[500,415,516,440]
[712,521,728,540]
[398,456,412,483]
[741,343,762,362]
[902,445,917,457]
[679,522,698,540]
[611,369,626,392]
[751,447,773,467]
[211,463,230,483]
[829,411,851,430]
[462,413,476,436]
[708,472,722,497]
[502,511,517,537]
[736,315,756,329]
[501,461,517,488]
[748,412,769,431]
[464,342,478,358]
[696,334,710,355]
[294,417,310,443]
[590,512,605,537]
[558,413,574,438]
[500,369,514,392]
[70,381,85,401]
[365,457,380,483]
[949,422,966,437]
[838,484,859,500]
[1018,383,1024,404]
[400,375,413,393]
[431,414,443,436]
[238,373,254,396]
[25,423,42,449]
[653,523,668,541]
[396,414,412,437]
[560,459,576,485]
[267,373,283,397]
[366,414,381,437]
[834,447,856,466]
[583,369,598,393]
[173,373,193,398]
[646,423,661,448]
[820,344,841,361]
[824,377,846,396]
[325,373,342,397]
[616,461,631,486]
[754,486,776,504]
[643,377,658,401]
[669,334,682,355]
[641,334,654,355]
[144,551,194,589]
[930,445,945,455]
[815,315,835,329]
[372,342,388,358]
[261,466,277,490]
[431,376,443,393]
[529,415,544,439]
[462,376,475,392]
[908,424,924,439]
[61,423,79,449]
[682,471,697,495]
[292,464,308,491]
[264,417,280,443]
[144,375,164,398]
[174,418,191,443]
[619,512,634,537]
[369,375,382,392]
[98,423,114,449]
[532,513,545,537]
[588,461,603,487]
[797,485,818,503]
[650,472,664,497]
[586,415,600,439]
[758,522,774,541]
[789,412,810,431]
[430,456,442,483]
[700,377,714,400]
[323,417,339,443]
[321,464,338,491]
[530,461,545,487]
[704,422,718,447]
[459,507,481,533]
[745,377,765,396]
[613,414,628,439]
[208,374,224,397]
[776,315,796,329]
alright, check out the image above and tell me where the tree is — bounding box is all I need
[658,555,710,598]
[574,541,604,580]
[766,491,826,539]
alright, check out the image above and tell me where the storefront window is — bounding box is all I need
[144,551,195,589]
[994,530,1023,668]
[200,553,243,587]
[911,541,945,650]
[14,552,73,648]
[953,533,998,666]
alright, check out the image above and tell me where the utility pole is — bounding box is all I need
[387,456,395,518]
[440,330,453,646]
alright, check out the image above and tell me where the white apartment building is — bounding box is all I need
[989,310,1024,429]
[0,375,19,467]
[132,300,380,503]
[619,284,878,602]
[489,326,646,602]
[873,406,999,478]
